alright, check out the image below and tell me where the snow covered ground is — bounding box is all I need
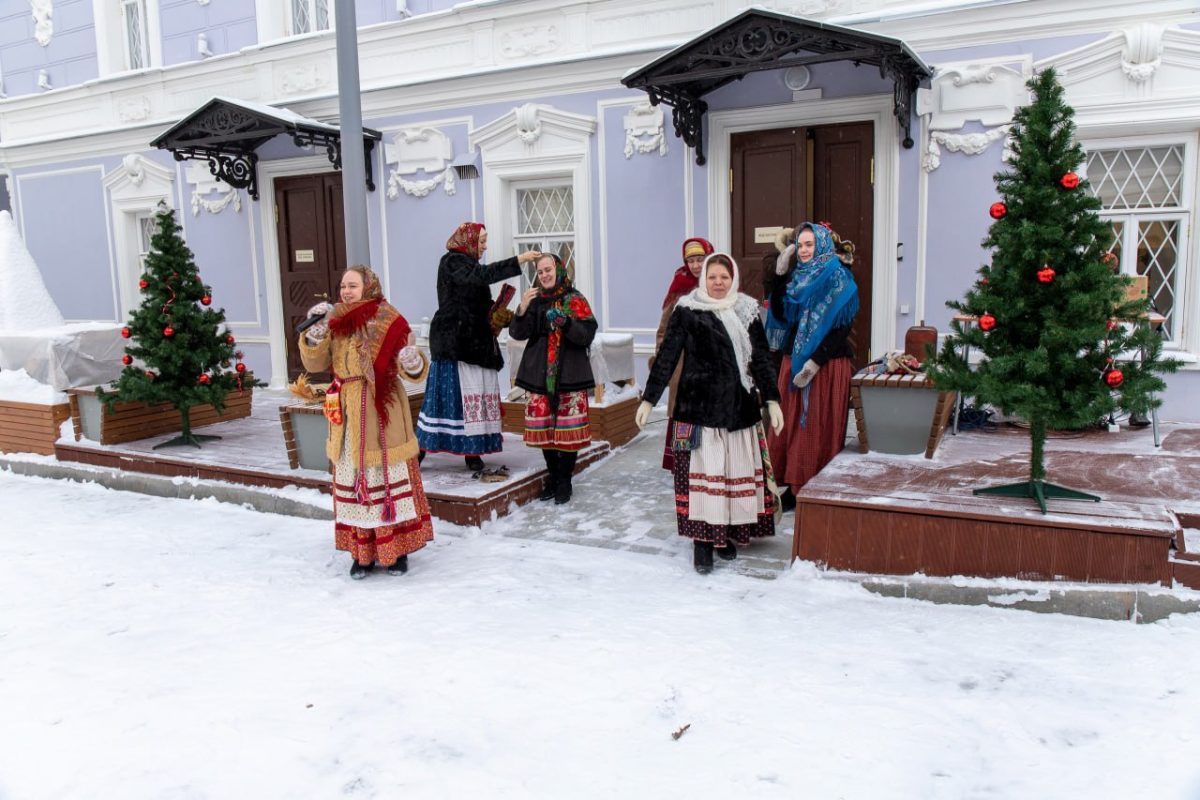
[2,471,1199,799]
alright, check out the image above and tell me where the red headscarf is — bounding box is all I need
[661,237,714,309]
[446,222,486,260]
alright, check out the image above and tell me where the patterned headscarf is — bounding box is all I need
[446,222,486,260]
[661,236,714,310]
[781,223,858,382]
[536,254,594,397]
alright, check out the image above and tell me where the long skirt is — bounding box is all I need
[416,360,503,455]
[768,356,852,492]
[524,390,591,451]
[673,424,775,546]
[332,452,434,567]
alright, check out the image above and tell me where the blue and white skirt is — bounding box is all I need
[416,360,504,455]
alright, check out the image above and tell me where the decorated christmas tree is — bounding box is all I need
[929,69,1177,513]
[102,204,258,448]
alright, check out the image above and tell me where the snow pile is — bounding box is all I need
[0,210,65,332]
[0,367,67,404]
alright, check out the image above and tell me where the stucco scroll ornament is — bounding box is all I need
[384,127,457,200]
[30,0,53,47]
[515,104,543,146]
[1122,23,1164,83]
[123,154,147,188]
[923,125,1012,172]
[186,162,242,216]
[500,25,559,59]
[623,104,667,158]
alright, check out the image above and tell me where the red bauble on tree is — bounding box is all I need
[201,294,212,306]
[138,279,149,290]
[235,362,247,374]
[1101,252,1119,272]
[1105,368,1124,388]
[121,327,131,338]
[1037,266,1056,283]
[198,374,211,385]
[145,370,156,380]
[121,354,133,365]
[226,335,236,345]
[1060,172,1080,190]
[163,326,175,337]
[979,313,997,332]
[989,202,1008,220]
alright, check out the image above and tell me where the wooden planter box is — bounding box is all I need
[279,389,424,471]
[0,400,71,456]
[850,371,956,459]
[68,386,254,445]
[501,392,639,447]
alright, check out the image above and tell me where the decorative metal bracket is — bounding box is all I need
[292,130,378,193]
[172,146,259,200]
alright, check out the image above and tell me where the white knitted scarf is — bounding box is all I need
[675,253,759,393]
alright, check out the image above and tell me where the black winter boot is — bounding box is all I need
[555,451,577,504]
[693,541,714,574]
[418,449,426,464]
[386,555,409,575]
[349,561,374,580]
[716,542,738,561]
[539,449,559,501]
[465,455,484,472]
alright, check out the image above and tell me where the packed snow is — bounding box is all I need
[1,471,1199,799]
[0,367,66,404]
[0,210,65,331]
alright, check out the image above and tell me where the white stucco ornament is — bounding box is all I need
[515,104,543,146]
[499,25,559,59]
[29,0,53,47]
[917,61,1029,172]
[186,162,242,216]
[1122,23,1164,83]
[384,127,457,199]
[622,104,667,158]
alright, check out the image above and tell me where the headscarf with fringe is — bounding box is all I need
[675,253,759,393]
[446,222,486,260]
[661,237,714,310]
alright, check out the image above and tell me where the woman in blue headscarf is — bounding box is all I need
[765,222,858,498]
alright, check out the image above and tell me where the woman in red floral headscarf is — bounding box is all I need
[651,237,714,470]
[510,254,597,504]
[299,266,433,579]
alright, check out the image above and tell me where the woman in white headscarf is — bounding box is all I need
[635,253,784,574]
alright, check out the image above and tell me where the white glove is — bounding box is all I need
[767,400,784,435]
[792,359,819,389]
[634,400,653,430]
[398,345,423,374]
[303,302,335,344]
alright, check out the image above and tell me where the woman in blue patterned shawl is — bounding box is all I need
[765,222,858,498]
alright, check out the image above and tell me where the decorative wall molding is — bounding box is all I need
[277,61,331,96]
[622,103,667,158]
[916,59,1028,172]
[115,95,152,123]
[923,125,1012,172]
[103,153,175,204]
[1122,22,1166,82]
[30,0,53,47]
[384,127,457,199]
[472,104,596,158]
[499,24,559,59]
[185,161,242,216]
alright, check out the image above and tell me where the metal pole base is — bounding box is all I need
[973,480,1101,514]
[153,433,222,449]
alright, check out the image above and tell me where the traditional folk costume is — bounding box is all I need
[652,237,714,471]
[765,222,858,493]
[417,222,521,463]
[509,258,598,503]
[299,268,433,575]
[643,254,780,569]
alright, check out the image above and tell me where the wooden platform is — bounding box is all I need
[68,386,253,445]
[794,422,1200,588]
[0,400,70,456]
[54,389,610,527]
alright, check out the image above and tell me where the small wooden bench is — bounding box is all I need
[849,370,956,459]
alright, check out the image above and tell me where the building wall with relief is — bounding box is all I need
[1,0,1198,420]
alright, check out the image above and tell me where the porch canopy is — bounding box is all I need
[150,96,382,201]
[621,9,932,164]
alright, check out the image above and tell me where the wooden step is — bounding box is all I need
[1171,558,1200,591]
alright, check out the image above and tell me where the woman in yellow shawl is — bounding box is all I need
[300,266,434,579]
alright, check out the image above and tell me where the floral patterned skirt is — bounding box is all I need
[332,453,434,567]
[523,390,591,451]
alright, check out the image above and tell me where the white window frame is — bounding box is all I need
[102,155,175,319]
[287,0,333,36]
[94,0,162,77]
[120,0,150,70]
[511,180,577,292]
[257,0,335,41]
[1083,132,1198,356]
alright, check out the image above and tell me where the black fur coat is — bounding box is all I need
[427,251,522,370]
[509,293,598,395]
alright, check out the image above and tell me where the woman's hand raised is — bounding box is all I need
[517,250,543,264]
[517,287,539,315]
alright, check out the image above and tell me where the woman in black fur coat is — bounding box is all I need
[636,253,785,574]
[510,254,598,504]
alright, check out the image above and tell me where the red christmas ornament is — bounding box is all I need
[979,313,997,332]
[989,202,1008,220]
[1060,172,1080,190]
[227,335,236,344]
[138,279,149,290]
[1105,369,1124,388]
[145,370,156,380]
[121,327,131,338]
[121,354,133,365]
[163,326,175,337]
[234,350,244,359]
[198,374,211,385]
[1101,252,1119,271]
[980,278,989,285]
[235,363,247,374]
[1037,266,1056,284]
[1107,320,1119,331]
[200,295,212,306]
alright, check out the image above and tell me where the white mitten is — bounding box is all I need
[634,400,653,430]
[767,400,784,435]
[398,345,423,374]
[303,302,334,344]
[792,359,819,389]
[776,243,797,275]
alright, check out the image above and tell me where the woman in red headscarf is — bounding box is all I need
[416,222,541,471]
[651,237,714,470]
[299,266,433,579]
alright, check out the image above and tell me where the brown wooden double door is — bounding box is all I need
[731,122,874,368]
[275,172,346,380]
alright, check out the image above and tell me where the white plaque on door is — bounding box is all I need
[295,249,315,263]
[754,226,785,244]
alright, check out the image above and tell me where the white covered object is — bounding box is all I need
[0,367,67,404]
[0,322,127,390]
[0,210,65,332]
[505,331,635,388]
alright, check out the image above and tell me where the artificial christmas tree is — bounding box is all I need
[101,204,259,448]
[929,69,1177,513]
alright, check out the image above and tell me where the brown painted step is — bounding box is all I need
[1170,558,1200,591]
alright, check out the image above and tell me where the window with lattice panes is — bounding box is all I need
[137,213,157,270]
[1086,142,1192,343]
[121,0,150,70]
[513,184,576,291]
[290,0,331,35]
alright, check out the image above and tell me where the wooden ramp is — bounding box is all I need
[795,423,1200,587]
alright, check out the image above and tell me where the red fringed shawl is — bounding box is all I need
[328,298,412,428]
